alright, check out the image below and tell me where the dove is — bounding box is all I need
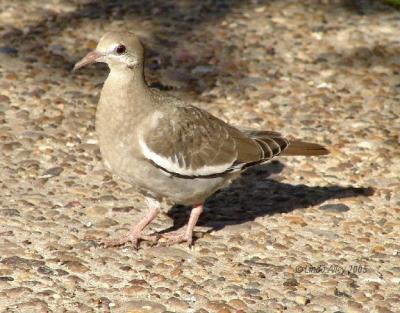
[74,31,329,248]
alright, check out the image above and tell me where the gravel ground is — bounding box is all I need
[0,1,399,312]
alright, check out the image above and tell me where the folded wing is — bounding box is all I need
[138,106,292,178]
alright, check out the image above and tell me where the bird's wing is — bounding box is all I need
[235,126,282,138]
[138,106,289,178]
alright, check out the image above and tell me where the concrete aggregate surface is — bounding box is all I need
[0,1,399,312]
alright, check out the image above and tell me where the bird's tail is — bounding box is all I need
[237,127,330,157]
[281,140,329,156]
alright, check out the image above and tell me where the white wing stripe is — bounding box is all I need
[139,138,234,176]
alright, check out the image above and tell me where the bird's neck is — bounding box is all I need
[105,64,147,93]
[97,64,151,135]
[100,64,151,113]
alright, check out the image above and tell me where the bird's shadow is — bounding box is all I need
[163,161,374,234]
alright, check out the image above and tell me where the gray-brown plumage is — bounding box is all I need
[74,31,329,248]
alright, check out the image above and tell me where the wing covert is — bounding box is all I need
[139,106,239,178]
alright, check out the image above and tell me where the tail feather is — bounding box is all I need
[238,126,329,160]
[282,140,329,156]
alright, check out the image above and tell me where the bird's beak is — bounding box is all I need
[73,51,103,71]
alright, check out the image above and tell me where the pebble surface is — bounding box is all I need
[0,0,399,312]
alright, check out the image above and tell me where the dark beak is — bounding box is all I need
[73,51,103,71]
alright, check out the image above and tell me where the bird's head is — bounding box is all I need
[73,31,144,71]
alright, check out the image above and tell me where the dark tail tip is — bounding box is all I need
[282,141,330,156]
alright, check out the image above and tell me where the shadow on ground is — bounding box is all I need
[1,0,395,80]
[165,160,374,233]
[2,0,266,68]
[315,44,400,70]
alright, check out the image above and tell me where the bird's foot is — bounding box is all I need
[102,230,158,249]
[160,229,194,247]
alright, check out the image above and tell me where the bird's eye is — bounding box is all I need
[115,44,126,54]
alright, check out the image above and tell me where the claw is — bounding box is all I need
[161,230,194,247]
[102,232,158,249]
[159,204,204,247]
[102,205,160,249]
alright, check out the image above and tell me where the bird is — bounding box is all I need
[73,31,329,249]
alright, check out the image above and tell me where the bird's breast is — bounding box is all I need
[95,96,142,176]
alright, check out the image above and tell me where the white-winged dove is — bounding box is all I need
[74,31,329,248]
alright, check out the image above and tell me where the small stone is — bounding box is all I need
[285,215,307,226]
[375,306,394,313]
[41,166,64,178]
[192,65,214,75]
[294,296,309,305]
[228,299,247,310]
[0,46,18,55]
[14,299,48,311]
[37,266,54,275]
[0,95,10,103]
[283,278,299,287]
[1,256,45,269]
[128,279,148,286]
[62,261,89,273]
[313,295,340,306]
[86,206,108,218]
[244,288,260,295]
[310,229,339,240]
[120,300,166,313]
[122,285,148,296]
[5,72,17,80]
[206,301,232,311]
[319,204,350,213]
[94,218,118,228]
[0,209,20,217]
[112,206,134,213]
[54,269,69,276]
[74,302,94,312]
[4,287,33,297]
[241,76,268,86]
[143,246,191,259]
[372,245,385,253]
[166,297,189,310]
[97,297,113,310]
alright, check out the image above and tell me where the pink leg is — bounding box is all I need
[102,206,159,249]
[162,204,204,246]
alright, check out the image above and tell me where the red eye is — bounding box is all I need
[116,44,126,54]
